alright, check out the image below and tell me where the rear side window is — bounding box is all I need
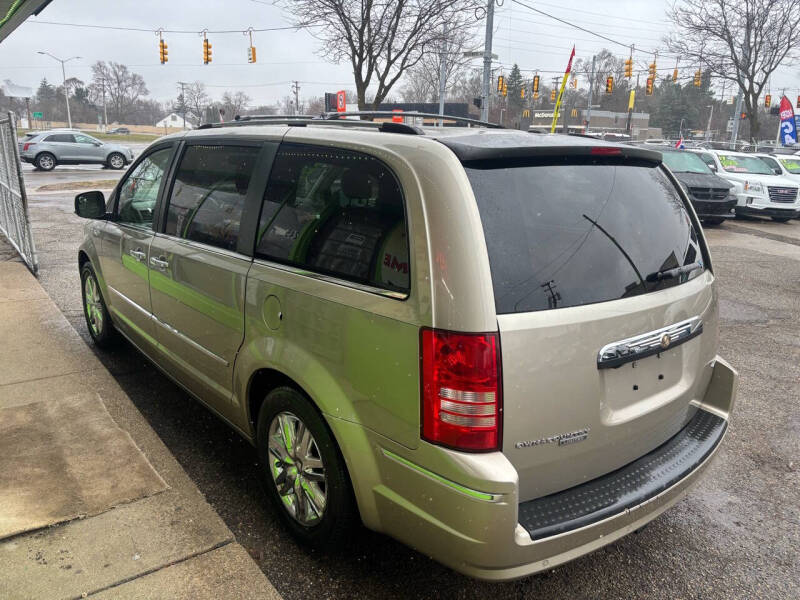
[465,160,703,314]
[255,144,409,293]
[45,134,75,143]
[164,145,260,252]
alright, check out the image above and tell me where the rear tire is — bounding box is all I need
[80,262,117,348]
[35,152,56,171]
[107,152,126,170]
[256,386,358,550]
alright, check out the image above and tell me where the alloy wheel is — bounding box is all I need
[84,274,103,336]
[267,411,327,526]
[109,154,124,169]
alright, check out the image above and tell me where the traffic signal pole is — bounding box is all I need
[480,0,495,122]
[438,23,448,125]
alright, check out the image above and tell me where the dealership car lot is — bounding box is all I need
[17,171,800,598]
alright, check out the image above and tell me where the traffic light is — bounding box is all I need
[624,58,633,78]
[765,94,771,107]
[693,69,701,86]
[497,75,504,92]
[203,38,212,64]
[532,75,540,95]
[520,87,525,99]
[673,68,678,82]
[605,76,613,94]
[248,46,257,63]
[550,88,556,101]
[570,76,577,89]
[646,77,654,96]
[648,62,656,79]
[159,39,168,64]
[502,80,507,97]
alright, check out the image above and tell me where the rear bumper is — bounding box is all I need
[338,357,737,581]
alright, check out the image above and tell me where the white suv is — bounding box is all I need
[689,149,800,222]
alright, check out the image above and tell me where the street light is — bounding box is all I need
[37,51,81,129]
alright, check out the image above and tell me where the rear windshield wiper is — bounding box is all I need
[645,261,703,283]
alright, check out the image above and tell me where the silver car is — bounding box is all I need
[73,116,737,580]
[19,129,134,171]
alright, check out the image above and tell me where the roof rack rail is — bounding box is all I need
[234,114,318,121]
[323,111,503,129]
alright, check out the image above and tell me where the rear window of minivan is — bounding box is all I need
[465,159,703,314]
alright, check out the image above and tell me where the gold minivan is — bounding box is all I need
[75,115,737,580]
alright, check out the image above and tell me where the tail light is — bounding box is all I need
[23,142,35,151]
[420,328,501,452]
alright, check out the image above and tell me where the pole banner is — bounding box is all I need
[779,95,797,146]
[551,46,576,133]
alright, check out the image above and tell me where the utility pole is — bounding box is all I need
[37,51,80,129]
[177,81,188,129]
[731,91,744,149]
[291,81,300,115]
[99,77,108,132]
[705,104,714,141]
[438,23,448,125]
[480,0,495,122]
[585,55,596,131]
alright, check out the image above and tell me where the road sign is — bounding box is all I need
[336,90,346,112]
[32,112,43,119]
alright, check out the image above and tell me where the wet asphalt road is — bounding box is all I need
[18,169,800,599]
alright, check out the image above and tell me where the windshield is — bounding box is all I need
[779,157,800,174]
[465,160,703,314]
[718,154,773,174]
[661,151,712,174]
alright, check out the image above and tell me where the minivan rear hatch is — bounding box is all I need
[456,141,717,503]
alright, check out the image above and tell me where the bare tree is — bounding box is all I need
[666,0,800,141]
[185,82,210,121]
[220,91,251,118]
[89,62,148,123]
[280,0,480,110]
[400,24,478,103]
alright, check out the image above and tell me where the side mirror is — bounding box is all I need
[708,164,717,172]
[773,167,782,176]
[93,142,103,147]
[75,191,106,219]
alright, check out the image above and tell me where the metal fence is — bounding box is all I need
[0,112,38,274]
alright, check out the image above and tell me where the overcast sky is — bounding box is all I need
[1,0,799,107]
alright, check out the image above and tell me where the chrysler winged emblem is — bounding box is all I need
[660,333,672,349]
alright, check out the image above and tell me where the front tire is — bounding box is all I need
[256,386,358,550]
[35,152,56,171]
[107,152,126,170]
[80,263,117,348]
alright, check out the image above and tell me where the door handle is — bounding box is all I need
[149,256,169,270]
[128,248,146,261]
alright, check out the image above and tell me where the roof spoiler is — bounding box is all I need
[443,141,663,164]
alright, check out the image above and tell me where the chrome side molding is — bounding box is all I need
[597,316,703,369]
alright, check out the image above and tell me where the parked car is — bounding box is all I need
[73,118,736,580]
[108,127,130,135]
[654,147,736,224]
[688,148,800,221]
[18,130,134,171]
[754,153,800,192]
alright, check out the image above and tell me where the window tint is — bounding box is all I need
[46,134,75,143]
[699,153,715,167]
[164,145,260,252]
[116,147,173,226]
[255,144,409,292]
[465,161,702,314]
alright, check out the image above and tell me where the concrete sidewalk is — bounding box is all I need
[0,257,280,599]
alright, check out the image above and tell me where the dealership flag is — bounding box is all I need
[779,95,797,146]
[551,46,576,133]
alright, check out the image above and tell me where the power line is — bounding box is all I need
[24,19,319,34]
[508,0,674,58]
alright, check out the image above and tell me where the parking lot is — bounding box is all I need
[19,166,800,600]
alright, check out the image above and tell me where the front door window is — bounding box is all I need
[116,147,173,227]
